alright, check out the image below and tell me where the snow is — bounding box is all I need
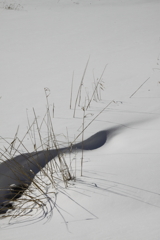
[0,0,160,239]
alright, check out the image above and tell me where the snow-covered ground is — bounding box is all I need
[0,0,160,239]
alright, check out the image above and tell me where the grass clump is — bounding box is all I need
[0,62,110,224]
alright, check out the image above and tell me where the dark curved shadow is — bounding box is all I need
[72,130,107,150]
[0,114,155,216]
[0,130,108,215]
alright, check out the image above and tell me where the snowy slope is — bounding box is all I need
[0,0,160,239]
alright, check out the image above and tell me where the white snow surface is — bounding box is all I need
[0,0,160,239]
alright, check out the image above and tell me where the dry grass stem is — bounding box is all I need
[130,77,150,98]
[73,57,90,117]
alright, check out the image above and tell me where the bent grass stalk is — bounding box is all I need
[130,77,150,98]
[86,64,107,110]
[0,64,109,222]
[72,100,113,145]
[0,106,73,221]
